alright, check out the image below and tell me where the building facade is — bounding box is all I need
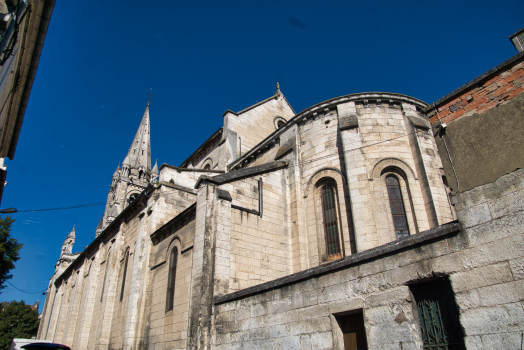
[0,0,55,204]
[38,49,524,349]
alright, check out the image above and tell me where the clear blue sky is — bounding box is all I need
[1,0,522,310]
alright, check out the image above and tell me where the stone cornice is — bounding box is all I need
[195,161,288,189]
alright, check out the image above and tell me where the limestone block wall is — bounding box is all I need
[211,168,524,350]
[37,183,190,350]
[224,93,295,154]
[336,100,453,252]
[144,218,195,350]
[150,183,197,231]
[223,169,292,292]
[159,166,218,189]
[295,110,354,266]
[450,169,524,348]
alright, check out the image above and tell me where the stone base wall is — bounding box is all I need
[212,169,524,350]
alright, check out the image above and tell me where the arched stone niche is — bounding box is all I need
[304,167,354,266]
[369,158,431,246]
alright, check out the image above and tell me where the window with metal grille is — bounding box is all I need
[410,279,465,350]
[165,246,178,312]
[321,184,341,256]
[386,175,410,239]
[119,249,130,302]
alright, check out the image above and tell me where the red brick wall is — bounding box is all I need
[429,60,524,124]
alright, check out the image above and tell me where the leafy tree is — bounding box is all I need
[0,215,22,292]
[0,301,39,349]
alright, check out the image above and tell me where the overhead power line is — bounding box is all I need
[0,202,107,214]
[5,280,46,295]
[0,129,425,215]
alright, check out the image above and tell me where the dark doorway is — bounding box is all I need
[335,311,368,350]
[410,278,466,350]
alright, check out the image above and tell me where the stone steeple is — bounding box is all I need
[125,105,151,176]
[151,159,159,183]
[61,226,75,256]
[99,102,154,236]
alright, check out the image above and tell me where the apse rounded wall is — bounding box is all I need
[293,92,453,261]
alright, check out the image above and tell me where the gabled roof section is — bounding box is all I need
[222,87,296,116]
[179,127,223,168]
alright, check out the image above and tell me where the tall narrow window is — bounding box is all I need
[165,247,178,311]
[119,250,130,302]
[386,175,409,239]
[321,184,341,257]
[100,251,111,302]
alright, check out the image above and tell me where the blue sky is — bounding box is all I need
[0,0,522,310]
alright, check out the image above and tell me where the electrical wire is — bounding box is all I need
[2,129,428,214]
[5,202,107,213]
[5,280,46,294]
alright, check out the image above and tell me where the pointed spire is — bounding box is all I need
[61,226,75,256]
[152,159,159,175]
[113,163,121,178]
[125,102,151,172]
[276,82,281,95]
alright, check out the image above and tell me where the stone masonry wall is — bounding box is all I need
[225,93,295,154]
[221,169,292,292]
[212,168,524,350]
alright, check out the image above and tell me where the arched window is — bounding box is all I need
[277,120,285,128]
[386,175,410,239]
[100,251,111,302]
[321,184,341,257]
[119,249,130,302]
[138,170,144,179]
[203,164,211,170]
[165,247,178,311]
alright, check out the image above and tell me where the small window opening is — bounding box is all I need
[133,149,136,154]
[100,252,111,302]
[166,247,178,311]
[321,184,341,258]
[386,175,409,239]
[142,150,144,155]
[277,120,285,128]
[128,193,138,204]
[203,164,211,170]
[335,311,368,350]
[120,250,130,302]
[410,279,465,350]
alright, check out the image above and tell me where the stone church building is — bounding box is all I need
[38,44,524,349]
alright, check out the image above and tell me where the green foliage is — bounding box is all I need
[0,216,21,292]
[169,178,174,184]
[0,301,39,349]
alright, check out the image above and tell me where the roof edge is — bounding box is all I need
[425,51,524,112]
[178,127,223,168]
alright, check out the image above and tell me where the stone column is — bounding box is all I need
[188,183,219,349]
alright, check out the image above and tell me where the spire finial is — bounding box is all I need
[147,88,152,107]
[276,82,280,95]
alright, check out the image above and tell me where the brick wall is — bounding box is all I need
[429,59,524,124]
